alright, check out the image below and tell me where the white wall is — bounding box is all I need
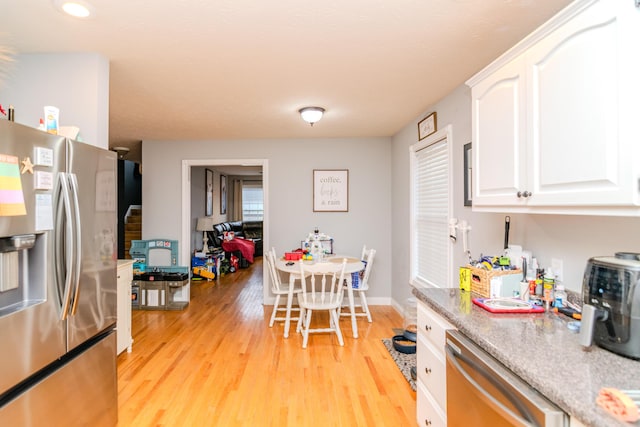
[142,137,393,304]
[391,84,505,306]
[0,53,109,148]
[391,84,640,301]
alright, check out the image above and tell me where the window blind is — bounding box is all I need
[242,183,264,221]
[412,135,450,288]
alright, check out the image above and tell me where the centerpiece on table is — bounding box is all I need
[303,227,332,261]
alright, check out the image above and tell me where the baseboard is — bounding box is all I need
[263,295,394,306]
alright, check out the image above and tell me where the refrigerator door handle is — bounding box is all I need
[69,173,82,316]
[56,172,75,320]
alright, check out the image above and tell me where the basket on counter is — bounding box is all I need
[467,265,522,298]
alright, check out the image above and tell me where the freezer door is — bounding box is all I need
[0,121,67,396]
[0,331,118,427]
[65,140,117,350]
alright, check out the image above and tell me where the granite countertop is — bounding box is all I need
[413,287,640,427]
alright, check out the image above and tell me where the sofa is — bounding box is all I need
[207,221,263,257]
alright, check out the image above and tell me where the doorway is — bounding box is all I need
[180,158,269,303]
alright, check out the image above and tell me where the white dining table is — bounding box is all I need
[274,256,365,339]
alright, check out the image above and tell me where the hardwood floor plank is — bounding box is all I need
[117,258,416,426]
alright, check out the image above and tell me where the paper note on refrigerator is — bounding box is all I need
[35,193,53,231]
[0,154,27,216]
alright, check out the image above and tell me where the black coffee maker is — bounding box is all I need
[580,252,640,360]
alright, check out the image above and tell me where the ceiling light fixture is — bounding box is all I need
[299,107,325,126]
[54,0,94,18]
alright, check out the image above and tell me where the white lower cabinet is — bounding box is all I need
[416,301,454,427]
[117,260,134,355]
[416,334,447,410]
[417,381,446,427]
[569,416,587,427]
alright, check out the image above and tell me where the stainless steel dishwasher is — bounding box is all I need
[445,330,568,427]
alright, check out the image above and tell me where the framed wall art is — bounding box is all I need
[205,168,213,216]
[220,174,227,214]
[313,169,349,212]
[418,112,437,140]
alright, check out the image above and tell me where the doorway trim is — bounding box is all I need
[181,158,269,303]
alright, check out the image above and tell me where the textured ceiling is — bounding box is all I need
[0,0,572,162]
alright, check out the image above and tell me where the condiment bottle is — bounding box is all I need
[543,268,554,302]
[554,284,567,308]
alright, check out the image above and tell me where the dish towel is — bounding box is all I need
[596,388,639,423]
[350,260,367,288]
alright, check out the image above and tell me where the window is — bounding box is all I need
[242,183,263,221]
[410,126,452,288]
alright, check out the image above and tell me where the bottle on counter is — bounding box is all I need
[37,118,45,131]
[554,284,567,308]
[543,267,555,302]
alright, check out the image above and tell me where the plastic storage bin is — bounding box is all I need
[403,297,418,341]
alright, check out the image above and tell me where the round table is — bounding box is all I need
[274,256,365,339]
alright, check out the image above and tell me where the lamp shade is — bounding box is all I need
[299,107,325,125]
[196,217,214,231]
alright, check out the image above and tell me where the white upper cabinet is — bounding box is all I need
[470,55,528,207]
[468,0,640,215]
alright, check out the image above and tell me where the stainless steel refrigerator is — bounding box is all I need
[0,121,118,426]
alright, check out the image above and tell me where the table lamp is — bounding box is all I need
[196,217,215,254]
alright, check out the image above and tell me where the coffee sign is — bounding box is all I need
[313,169,349,212]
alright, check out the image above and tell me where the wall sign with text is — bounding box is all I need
[313,169,349,212]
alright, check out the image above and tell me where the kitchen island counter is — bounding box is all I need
[413,287,639,427]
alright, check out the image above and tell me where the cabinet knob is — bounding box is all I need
[425,367,432,375]
[517,190,531,198]
[425,324,432,331]
[425,420,432,426]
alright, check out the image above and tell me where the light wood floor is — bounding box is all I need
[117,258,416,426]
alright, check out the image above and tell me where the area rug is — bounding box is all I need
[382,338,416,391]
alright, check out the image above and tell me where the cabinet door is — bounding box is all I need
[416,381,446,427]
[526,0,640,207]
[416,334,447,411]
[471,56,528,207]
[116,265,133,355]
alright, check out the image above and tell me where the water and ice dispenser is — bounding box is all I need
[0,233,44,316]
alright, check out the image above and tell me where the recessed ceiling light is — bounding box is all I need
[54,0,94,18]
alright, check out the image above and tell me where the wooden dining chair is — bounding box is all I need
[341,246,376,322]
[297,259,347,348]
[265,249,301,328]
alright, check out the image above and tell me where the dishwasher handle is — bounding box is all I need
[445,341,536,427]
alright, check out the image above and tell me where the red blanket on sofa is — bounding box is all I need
[222,238,255,263]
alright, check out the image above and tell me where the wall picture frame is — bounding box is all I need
[205,168,213,216]
[220,174,227,214]
[418,112,437,140]
[463,142,472,206]
[313,169,349,212]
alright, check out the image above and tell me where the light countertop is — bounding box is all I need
[412,287,639,427]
